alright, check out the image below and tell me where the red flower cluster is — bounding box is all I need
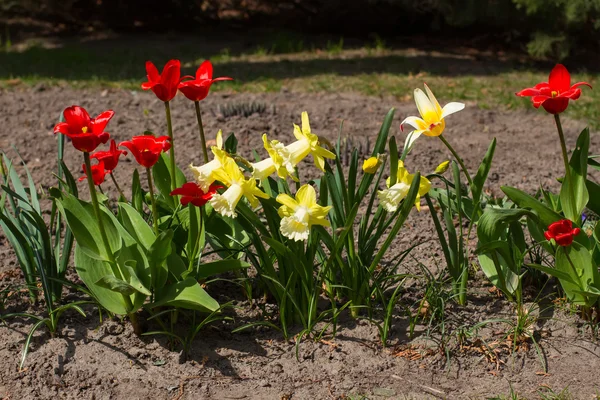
[170,182,221,207]
[516,64,592,115]
[141,59,232,102]
[544,219,581,247]
[79,161,107,186]
[54,106,114,153]
[119,135,171,168]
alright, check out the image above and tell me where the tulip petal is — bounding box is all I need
[516,88,540,97]
[440,102,465,119]
[561,88,581,100]
[571,81,592,90]
[531,95,548,108]
[549,64,571,92]
[403,129,425,153]
[63,106,91,132]
[196,60,213,81]
[145,61,160,83]
[400,116,427,131]
[91,110,115,134]
[424,83,443,116]
[414,89,437,123]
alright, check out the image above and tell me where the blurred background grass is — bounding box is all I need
[0,0,599,125]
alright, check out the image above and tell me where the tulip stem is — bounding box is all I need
[164,101,177,193]
[110,172,126,200]
[146,167,160,236]
[554,114,576,215]
[194,101,209,164]
[84,153,139,333]
[439,134,473,188]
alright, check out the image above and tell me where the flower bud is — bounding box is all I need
[434,160,450,174]
[362,156,381,174]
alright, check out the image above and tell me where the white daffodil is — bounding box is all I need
[378,161,431,212]
[190,130,229,191]
[209,157,269,218]
[276,184,332,242]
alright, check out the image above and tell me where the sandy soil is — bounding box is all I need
[1,86,599,399]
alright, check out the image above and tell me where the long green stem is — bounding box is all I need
[109,172,125,200]
[554,114,576,215]
[194,101,209,163]
[439,134,473,188]
[164,101,177,192]
[146,167,159,236]
[84,153,139,332]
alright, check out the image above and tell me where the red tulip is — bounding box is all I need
[54,106,114,153]
[178,60,233,102]
[170,182,222,207]
[516,64,592,114]
[119,135,171,168]
[79,161,107,186]
[544,219,581,247]
[141,60,181,102]
[90,139,127,172]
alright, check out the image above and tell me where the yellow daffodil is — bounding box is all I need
[251,134,298,181]
[210,157,269,218]
[276,184,332,241]
[291,112,336,172]
[251,112,335,181]
[401,84,464,153]
[362,156,382,174]
[190,130,229,192]
[434,160,450,174]
[378,161,431,212]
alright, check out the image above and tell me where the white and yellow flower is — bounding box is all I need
[210,157,269,218]
[190,130,229,191]
[401,84,464,153]
[378,161,431,212]
[276,184,332,241]
[251,112,335,181]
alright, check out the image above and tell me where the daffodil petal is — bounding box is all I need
[296,184,317,207]
[440,102,465,119]
[301,111,311,134]
[276,193,299,211]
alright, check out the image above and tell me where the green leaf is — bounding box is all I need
[585,179,600,216]
[148,230,173,289]
[501,186,562,227]
[526,263,576,285]
[477,208,534,242]
[560,127,589,222]
[151,153,186,210]
[131,169,144,213]
[151,277,219,312]
[555,244,599,305]
[95,261,151,297]
[51,188,121,261]
[224,133,238,154]
[118,202,155,250]
[471,138,496,205]
[74,245,129,315]
[388,136,398,186]
[197,259,251,279]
